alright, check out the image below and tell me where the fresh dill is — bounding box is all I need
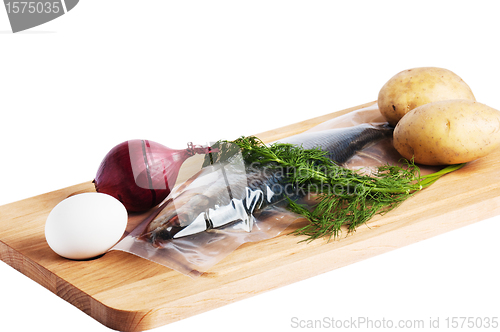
[206,136,465,242]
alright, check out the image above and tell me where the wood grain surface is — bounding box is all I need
[1,101,499,332]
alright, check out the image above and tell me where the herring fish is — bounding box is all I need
[142,163,289,244]
[142,123,393,244]
[277,123,393,164]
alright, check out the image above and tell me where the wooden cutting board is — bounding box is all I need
[1,101,500,332]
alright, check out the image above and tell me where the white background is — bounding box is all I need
[1,1,499,331]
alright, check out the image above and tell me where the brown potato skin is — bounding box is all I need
[393,100,500,165]
[378,67,476,126]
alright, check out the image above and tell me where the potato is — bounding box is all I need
[378,67,476,126]
[393,99,500,165]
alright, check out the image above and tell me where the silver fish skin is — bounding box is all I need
[142,157,290,244]
[142,123,393,244]
[277,123,393,164]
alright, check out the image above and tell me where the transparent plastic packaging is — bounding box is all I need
[300,102,440,175]
[112,144,302,277]
[112,103,434,277]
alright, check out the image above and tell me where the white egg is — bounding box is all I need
[45,192,128,260]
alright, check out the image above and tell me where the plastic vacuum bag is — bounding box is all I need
[112,102,437,277]
[303,102,441,175]
[112,143,302,277]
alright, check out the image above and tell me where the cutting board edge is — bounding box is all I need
[0,239,158,332]
[112,189,500,331]
[1,174,499,332]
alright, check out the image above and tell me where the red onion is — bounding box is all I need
[93,140,213,212]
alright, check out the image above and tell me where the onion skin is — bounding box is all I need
[93,140,210,212]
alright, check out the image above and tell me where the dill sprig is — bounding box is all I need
[210,136,465,242]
